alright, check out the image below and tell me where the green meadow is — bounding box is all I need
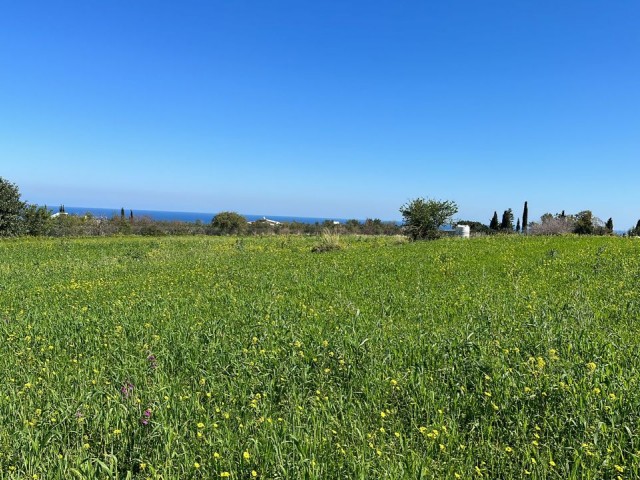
[1,235,639,479]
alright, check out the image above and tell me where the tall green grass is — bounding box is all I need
[0,235,639,479]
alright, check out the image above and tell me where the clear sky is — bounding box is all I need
[1,1,638,227]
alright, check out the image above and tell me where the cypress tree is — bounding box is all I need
[490,211,499,231]
[516,218,521,233]
[605,217,613,233]
[500,209,514,231]
[522,201,528,234]
[120,207,125,221]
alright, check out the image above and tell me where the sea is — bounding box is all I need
[62,206,358,225]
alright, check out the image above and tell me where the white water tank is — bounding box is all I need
[456,225,471,238]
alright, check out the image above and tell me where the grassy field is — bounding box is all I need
[1,235,639,479]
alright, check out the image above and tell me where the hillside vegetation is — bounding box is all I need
[1,235,639,479]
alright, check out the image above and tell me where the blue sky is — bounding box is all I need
[1,1,638,227]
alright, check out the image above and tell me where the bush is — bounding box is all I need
[311,228,342,253]
[209,212,248,235]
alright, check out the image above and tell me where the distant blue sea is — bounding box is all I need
[62,206,358,225]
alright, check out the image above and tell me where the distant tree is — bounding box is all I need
[522,201,529,234]
[247,219,274,235]
[516,218,521,233]
[59,204,65,213]
[23,204,52,236]
[0,177,26,236]
[489,211,500,231]
[210,211,248,235]
[344,219,361,233]
[399,197,458,240]
[629,219,640,236]
[574,211,595,235]
[363,218,384,235]
[381,221,402,235]
[529,212,575,235]
[540,213,554,224]
[121,207,125,221]
[500,209,514,231]
[605,217,614,233]
[129,210,134,222]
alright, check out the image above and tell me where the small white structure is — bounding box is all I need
[455,224,471,238]
[249,217,281,226]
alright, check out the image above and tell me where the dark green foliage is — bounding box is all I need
[23,204,52,236]
[362,218,384,235]
[631,220,640,236]
[516,218,521,233]
[247,219,279,235]
[210,211,248,235]
[344,219,361,233]
[0,177,26,236]
[522,201,528,233]
[500,209,514,231]
[574,210,594,235]
[605,217,613,233]
[399,197,458,240]
[489,211,499,231]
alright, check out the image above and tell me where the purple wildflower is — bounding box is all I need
[120,381,134,398]
[147,354,158,369]
[141,408,152,425]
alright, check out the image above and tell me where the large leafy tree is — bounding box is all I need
[574,210,594,235]
[23,204,52,236]
[0,177,26,236]
[210,211,248,235]
[399,197,458,240]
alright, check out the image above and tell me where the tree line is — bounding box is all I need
[0,177,400,238]
[400,197,640,240]
[3,177,639,239]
